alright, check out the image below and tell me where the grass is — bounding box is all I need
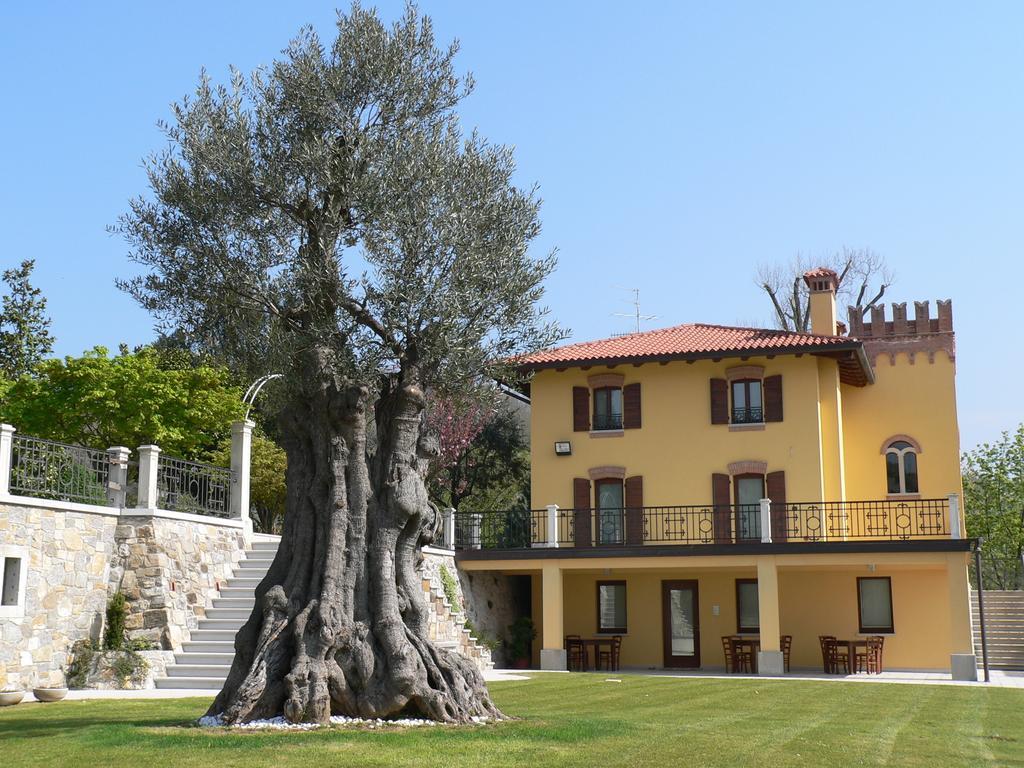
[1,674,1022,767]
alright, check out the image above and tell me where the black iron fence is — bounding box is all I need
[453,498,953,551]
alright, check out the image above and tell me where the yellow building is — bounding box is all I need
[455,268,978,679]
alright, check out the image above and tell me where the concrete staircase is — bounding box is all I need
[971,590,1024,670]
[156,539,490,689]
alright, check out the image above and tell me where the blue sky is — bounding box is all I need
[1,2,1021,450]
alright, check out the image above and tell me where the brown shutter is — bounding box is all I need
[624,475,644,545]
[573,477,592,548]
[623,383,642,429]
[712,473,732,544]
[766,470,787,542]
[710,378,729,424]
[572,386,590,432]
[764,375,783,422]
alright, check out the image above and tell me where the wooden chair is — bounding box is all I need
[780,635,793,673]
[828,639,851,675]
[598,636,622,671]
[564,635,585,672]
[855,636,885,674]
[722,636,753,673]
[818,635,835,673]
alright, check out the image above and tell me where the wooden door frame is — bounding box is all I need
[661,579,700,669]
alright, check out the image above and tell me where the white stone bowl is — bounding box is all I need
[0,690,25,707]
[32,687,68,703]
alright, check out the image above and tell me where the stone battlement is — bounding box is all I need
[847,299,953,338]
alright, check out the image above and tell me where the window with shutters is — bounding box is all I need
[731,379,763,424]
[597,580,627,633]
[593,386,623,431]
[857,577,894,633]
[884,440,919,495]
[735,579,759,633]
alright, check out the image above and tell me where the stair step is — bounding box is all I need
[212,597,256,610]
[197,618,245,631]
[166,664,232,678]
[218,588,258,600]
[182,641,236,654]
[205,607,252,621]
[187,629,237,642]
[251,540,280,551]
[237,560,272,570]
[225,577,263,588]
[174,652,236,665]
[155,676,226,689]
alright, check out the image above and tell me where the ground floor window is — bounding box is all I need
[735,578,759,633]
[597,580,627,633]
[0,548,26,618]
[857,576,894,633]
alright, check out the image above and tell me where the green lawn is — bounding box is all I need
[1,674,1022,767]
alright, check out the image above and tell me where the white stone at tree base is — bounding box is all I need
[196,713,489,730]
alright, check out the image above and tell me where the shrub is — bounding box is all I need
[103,593,127,650]
[438,564,461,612]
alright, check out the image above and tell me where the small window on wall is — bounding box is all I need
[593,387,623,431]
[736,579,759,634]
[885,441,919,495]
[597,580,627,633]
[731,379,763,424]
[0,550,26,618]
[858,577,894,634]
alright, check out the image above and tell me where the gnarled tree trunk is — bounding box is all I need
[207,358,502,724]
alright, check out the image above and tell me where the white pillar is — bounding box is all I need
[948,493,961,539]
[759,498,772,544]
[106,446,131,508]
[469,513,482,550]
[0,424,15,495]
[230,420,254,542]
[443,507,456,550]
[136,445,161,509]
[547,504,560,548]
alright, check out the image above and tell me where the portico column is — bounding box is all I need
[947,552,978,681]
[539,562,566,670]
[756,556,785,675]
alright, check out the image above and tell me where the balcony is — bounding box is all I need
[452,498,963,556]
[731,406,764,425]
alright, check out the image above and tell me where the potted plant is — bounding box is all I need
[506,616,536,669]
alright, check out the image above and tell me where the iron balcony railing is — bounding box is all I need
[156,454,233,517]
[452,498,953,551]
[592,413,623,431]
[731,406,764,424]
[9,435,111,506]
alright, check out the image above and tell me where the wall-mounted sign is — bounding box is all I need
[554,441,572,456]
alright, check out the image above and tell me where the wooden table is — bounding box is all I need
[577,638,618,671]
[828,639,870,674]
[731,637,760,673]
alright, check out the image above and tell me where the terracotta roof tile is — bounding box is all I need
[518,323,860,369]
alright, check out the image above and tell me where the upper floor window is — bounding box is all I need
[885,440,919,495]
[731,379,763,424]
[593,387,623,431]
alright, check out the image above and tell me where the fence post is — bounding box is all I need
[230,420,254,542]
[0,424,15,495]
[442,507,456,550]
[546,504,560,548]
[136,445,161,509]
[106,446,131,508]
[948,493,961,539]
[759,498,772,544]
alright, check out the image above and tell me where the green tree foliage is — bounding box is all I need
[212,431,287,534]
[0,259,54,377]
[963,425,1024,588]
[0,346,244,458]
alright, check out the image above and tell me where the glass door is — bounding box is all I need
[662,580,700,668]
[735,474,764,542]
[596,479,624,545]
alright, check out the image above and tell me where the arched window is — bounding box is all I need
[885,440,919,495]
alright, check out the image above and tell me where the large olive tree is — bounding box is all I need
[116,5,558,725]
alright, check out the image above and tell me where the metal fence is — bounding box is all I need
[156,454,233,517]
[9,435,111,505]
[453,498,953,551]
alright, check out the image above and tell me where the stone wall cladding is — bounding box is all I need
[112,515,246,650]
[0,503,117,689]
[420,549,495,669]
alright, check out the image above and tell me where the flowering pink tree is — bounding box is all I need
[425,395,495,494]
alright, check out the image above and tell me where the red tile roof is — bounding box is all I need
[518,323,864,370]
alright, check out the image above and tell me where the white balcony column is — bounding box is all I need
[0,424,15,495]
[105,446,131,508]
[136,445,161,509]
[948,493,961,539]
[546,504,560,547]
[759,498,773,544]
[230,420,255,542]
[443,507,456,550]
[469,513,482,550]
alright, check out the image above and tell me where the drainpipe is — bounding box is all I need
[973,539,990,683]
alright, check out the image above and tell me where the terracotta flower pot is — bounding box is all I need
[0,690,25,707]
[33,687,68,702]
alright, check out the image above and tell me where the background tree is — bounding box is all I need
[0,259,54,377]
[115,5,559,725]
[963,426,1024,589]
[213,432,287,534]
[757,248,893,332]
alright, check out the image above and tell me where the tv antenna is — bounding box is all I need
[611,288,658,335]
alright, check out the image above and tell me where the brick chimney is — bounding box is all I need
[803,267,839,335]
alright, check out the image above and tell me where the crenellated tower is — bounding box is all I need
[847,299,954,366]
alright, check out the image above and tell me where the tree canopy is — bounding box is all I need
[0,259,54,377]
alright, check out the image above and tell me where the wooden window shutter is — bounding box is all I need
[766,470,787,542]
[573,477,592,548]
[710,378,729,424]
[624,475,644,545]
[572,386,590,432]
[623,383,642,429]
[712,473,732,544]
[764,375,783,422]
